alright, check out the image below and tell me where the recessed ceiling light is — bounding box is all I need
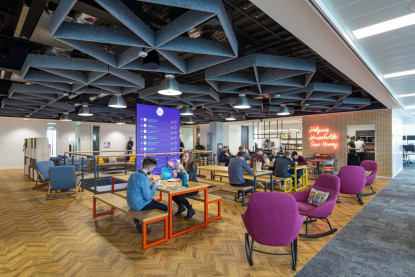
[404,105,415,109]
[352,13,415,39]
[384,69,415,79]
[397,93,415,98]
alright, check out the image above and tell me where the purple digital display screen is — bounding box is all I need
[136,104,180,174]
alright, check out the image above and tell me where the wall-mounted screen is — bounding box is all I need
[136,104,180,174]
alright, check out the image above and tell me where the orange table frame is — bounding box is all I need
[168,187,208,238]
[108,175,210,239]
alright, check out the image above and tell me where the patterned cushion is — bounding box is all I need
[365,170,372,177]
[307,188,330,207]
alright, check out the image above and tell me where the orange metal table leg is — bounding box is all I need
[142,216,169,249]
[207,199,221,223]
[155,191,162,202]
[169,187,208,238]
[93,197,114,217]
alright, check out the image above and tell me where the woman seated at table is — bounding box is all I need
[168,150,198,220]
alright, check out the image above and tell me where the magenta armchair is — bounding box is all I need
[338,166,366,204]
[360,160,378,196]
[241,192,303,270]
[292,174,340,238]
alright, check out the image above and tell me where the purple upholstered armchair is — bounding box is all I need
[338,166,366,204]
[360,160,378,196]
[241,192,303,270]
[292,174,340,238]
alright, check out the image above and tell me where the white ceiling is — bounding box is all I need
[314,0,415,101]
[250,0,404,111]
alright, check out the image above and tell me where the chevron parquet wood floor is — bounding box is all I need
[0,169,389,277]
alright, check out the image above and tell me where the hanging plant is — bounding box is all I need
[22,142,27,152]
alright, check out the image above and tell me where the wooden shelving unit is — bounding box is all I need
[24,137,49,180]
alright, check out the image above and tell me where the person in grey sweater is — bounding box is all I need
[228,152,255,201]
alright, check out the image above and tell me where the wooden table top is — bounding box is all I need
[111,173,207,194]
[198,165,273,176]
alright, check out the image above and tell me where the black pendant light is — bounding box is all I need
[225,113,236,121]
[277,104,291,116]
[180,106,193,116]
[143,50,160,69]
[108,94,127,108]
[60,112,72,121]
[158,75,182,96]
[234,94,251,109]
[78,103,93,116]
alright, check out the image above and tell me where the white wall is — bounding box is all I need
[100,124,135,152]
[0,116,137,170]
[403,125,415,137]
[180,127,194,150]
[392,110,403,177]
[346,124,375,138]
[223,123,241,154]
[56,122,75,155]
[75,125,92,152]
[199,124,209,149]
[0,117,47,170]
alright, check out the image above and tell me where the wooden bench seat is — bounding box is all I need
[93,193,168,249]
[188,194,221,222]
[198,178,252,207]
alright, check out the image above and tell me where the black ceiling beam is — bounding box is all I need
[225,0,283,41]
[19,0,47,39]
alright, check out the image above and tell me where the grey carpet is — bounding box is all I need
[296,166,415,277]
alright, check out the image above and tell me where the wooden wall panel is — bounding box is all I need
[302,110,392,177]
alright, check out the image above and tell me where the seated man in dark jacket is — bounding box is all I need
[250,148,266,168]
[289,151,307,184]
[228,152,255,201]
[273,151,295,185]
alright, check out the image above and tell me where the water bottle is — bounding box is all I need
[182,172,188,187]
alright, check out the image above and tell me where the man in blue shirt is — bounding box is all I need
[127,157,168,233]
[228,152,255,201]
